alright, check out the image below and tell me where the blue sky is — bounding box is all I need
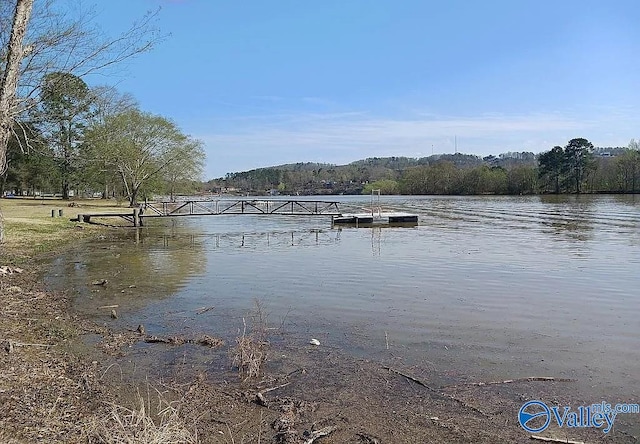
[89,0,639,179]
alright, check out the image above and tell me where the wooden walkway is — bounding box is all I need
[142,199,342,218]
[73,199,419,227]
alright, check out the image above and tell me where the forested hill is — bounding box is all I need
[205,141,639,196]
[206,153,538,195]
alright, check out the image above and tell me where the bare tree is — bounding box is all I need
[0,0,161,242]
[0,0,33,244]
[0,0,33,177]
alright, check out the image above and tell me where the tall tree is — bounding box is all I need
[86,109,205,206]
[538,146,565,193]
[563,138,595,194]
[35,72,92,199]
[79,86,138,198]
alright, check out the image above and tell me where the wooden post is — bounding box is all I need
[133,208,139,227]
[51,209,56,218]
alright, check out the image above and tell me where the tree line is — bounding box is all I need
[209,138,640,196]
[1,73,205,206]
[0,1,205,209]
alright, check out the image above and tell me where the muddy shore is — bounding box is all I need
[0,199,636,443]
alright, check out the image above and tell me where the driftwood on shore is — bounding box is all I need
[143,334,224,348]
[443,376,575,389]
[4,339,54,353]
[383,366,488,416]
[530,435,585,444]
[303,426,337,444]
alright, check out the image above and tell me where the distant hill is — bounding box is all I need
[205,152,538,195]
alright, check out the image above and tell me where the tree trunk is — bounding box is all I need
[1,0,33,174]
[129,187,139,207]
[0,0,35,244]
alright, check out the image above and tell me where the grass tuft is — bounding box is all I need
[84,388,198,444]
[231,300,269,380]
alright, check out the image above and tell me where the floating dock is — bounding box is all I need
[332,212,419,226]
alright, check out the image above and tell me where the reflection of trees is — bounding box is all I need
[538,195,595,242]
[48,226,208,316]
[612,194,639,209]
[610,195,640,247]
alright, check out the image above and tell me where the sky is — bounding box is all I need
[82,0,640,179]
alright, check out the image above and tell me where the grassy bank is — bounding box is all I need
[0,197,124,262]
[0,198,133,442]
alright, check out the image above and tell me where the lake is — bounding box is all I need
[49,194,640,406]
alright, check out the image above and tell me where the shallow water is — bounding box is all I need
[49,194,640,405]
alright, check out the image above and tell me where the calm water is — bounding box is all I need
[49,195,640,404]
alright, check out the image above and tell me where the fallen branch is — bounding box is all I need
[195,305,215,314]
[97,304,119,310]
[143,334,224,348]
[444,376,575,388]
[383,366,438,392]
[144,336,186,345]
[4,339,54,353]
[304,426,337,444]
[262,381,291,393]
[384,366,488,416]
[530,435,585,444]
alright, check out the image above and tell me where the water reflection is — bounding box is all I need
[48,227,208,320]
[537,195,596,243]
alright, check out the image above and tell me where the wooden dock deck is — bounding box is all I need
[71,199,419,227]
[332,212,419,226]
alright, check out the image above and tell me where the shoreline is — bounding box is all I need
[0,198,637,443]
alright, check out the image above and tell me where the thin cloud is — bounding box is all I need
[196,110,633,177]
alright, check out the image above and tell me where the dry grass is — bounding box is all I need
[84,388,199,444]
[231,301,269,380]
